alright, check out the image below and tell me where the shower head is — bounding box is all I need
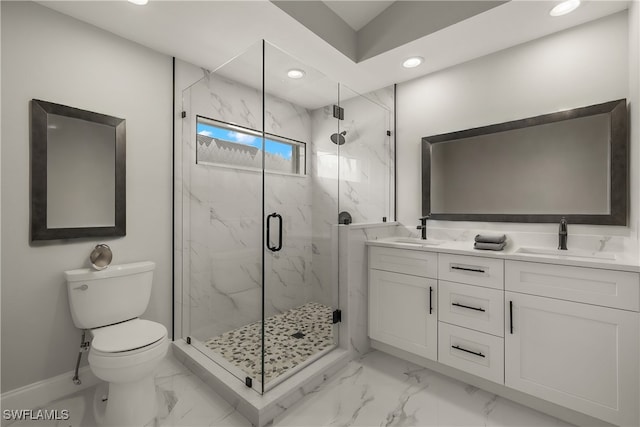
[330,131,347,145]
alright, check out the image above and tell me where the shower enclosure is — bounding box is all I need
[179,40,393,395]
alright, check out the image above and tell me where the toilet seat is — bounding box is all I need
[91,318,167,355]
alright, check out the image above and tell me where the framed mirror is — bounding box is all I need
[30,99,126,241]
[422,99,627,225]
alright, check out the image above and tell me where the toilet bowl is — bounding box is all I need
[88,319,168,427]
[65,261,167,427]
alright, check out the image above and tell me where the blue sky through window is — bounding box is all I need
[197,122,292,160]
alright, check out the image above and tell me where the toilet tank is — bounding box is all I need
[65,261,155,329]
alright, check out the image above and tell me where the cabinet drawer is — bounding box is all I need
[438,280,504,336]
[505,260,639,311]
[438,254,504,289]
[369,246,437,278]
[438,322,504,384]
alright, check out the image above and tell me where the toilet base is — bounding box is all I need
[96,377,158,427]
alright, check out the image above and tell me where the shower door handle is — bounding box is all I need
[266,213,283,252]
[274,213,283,251]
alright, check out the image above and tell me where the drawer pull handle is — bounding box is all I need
[452,302,485,312]
[429,286,433,314]
[451,266,485,273]
[452,345,485,358]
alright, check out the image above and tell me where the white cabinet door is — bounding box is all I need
[505,292,639,426]
[369,269,438,360]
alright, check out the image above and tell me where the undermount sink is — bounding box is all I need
[515,247,616,260]
[383,237,443,247]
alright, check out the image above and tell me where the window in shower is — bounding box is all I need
[196,116,306,175]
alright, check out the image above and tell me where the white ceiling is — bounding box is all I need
[38,1,629,109]
[323,1,395,31]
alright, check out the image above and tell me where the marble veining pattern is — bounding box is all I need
[184,67,315,340]
[204,302,334,383]
[410,224,631,254]
[183,66,396,347]
[13,350,572,427]
[273,351,572,427]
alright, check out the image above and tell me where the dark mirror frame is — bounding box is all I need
[421,99,628,225]
[30,99,126,241]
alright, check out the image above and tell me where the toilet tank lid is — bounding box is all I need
[91,319,167,353]
[65,261,155,282]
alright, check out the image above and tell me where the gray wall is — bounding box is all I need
[629,2,640,257]
[1,2,173,392]
[397,12,632,236]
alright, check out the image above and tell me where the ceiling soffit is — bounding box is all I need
[323,1,395,31]
[271,0,507,62]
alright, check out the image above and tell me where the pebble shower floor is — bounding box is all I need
[204,302,335,384]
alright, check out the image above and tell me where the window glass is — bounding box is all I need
[196,117,305,175]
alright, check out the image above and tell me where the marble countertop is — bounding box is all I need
[366,237,640,272]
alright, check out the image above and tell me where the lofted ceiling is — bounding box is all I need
[37,1,630,109]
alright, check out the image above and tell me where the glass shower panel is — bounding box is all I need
[182,41,265,392]
[262,42,340,390]
[336,85,393,223]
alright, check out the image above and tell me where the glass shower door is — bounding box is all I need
[181,39,348,394]
[181,41,265,392]
[261,42,341,391]
[337,85,393,224]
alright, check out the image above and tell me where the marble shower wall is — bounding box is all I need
[181,60,396,343]
[310,86,395,307]
[184,69,314,339]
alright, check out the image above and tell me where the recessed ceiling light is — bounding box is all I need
[549,0,580,16]
[402,57,423,69]
[128,0,149,5]
[287,69,305,79]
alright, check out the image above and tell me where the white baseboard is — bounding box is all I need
[0,366,100,412]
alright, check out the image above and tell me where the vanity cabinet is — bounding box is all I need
[368,244,640,426]
[505,261,639,426]
[368,247,438,360]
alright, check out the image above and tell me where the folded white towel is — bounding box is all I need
[474,241,506,251]
[474,234,506,244]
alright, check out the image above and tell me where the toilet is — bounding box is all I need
[65,261,168,427]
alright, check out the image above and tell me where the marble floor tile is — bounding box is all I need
[6,353,251,427]
[272,351,573,427]
[7,350,572,427]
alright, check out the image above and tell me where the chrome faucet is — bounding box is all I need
[558,217,568,250]
[417,215,430,240]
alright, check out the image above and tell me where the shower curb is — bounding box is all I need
[173,341,350,426]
